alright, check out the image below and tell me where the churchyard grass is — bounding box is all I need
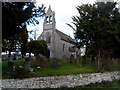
[2,59,97,78]
[2,59,120,78]
[2,60,26,79]
[2,60,25,71]
[33,61,97,77]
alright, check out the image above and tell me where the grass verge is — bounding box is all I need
[2,60,97,78]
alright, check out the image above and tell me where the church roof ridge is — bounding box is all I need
[55,29,74,43]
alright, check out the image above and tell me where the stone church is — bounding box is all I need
[38,6,76,59]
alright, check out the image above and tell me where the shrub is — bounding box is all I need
[13,67,30,79]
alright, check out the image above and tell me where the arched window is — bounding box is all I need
[46,15,53,24]
[46,16,49,24]
[49,15,53,24]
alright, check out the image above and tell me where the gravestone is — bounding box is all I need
[76,55,82,66]
[24,57,35,72]
[69,54,74,63]
[51,58,58,68]
[8,58,14,72]
[35,54,48,68]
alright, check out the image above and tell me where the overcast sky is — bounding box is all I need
[27,0,100,39]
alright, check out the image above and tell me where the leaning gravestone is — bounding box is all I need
[35,54,48,68]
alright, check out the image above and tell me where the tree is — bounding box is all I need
[2,2,45,72]
[28,40,49,57]
[2,2,45,58]
[68,1,120,69]
[17,25,28,57]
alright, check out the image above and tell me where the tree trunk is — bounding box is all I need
[8,44,13,72]
[29,52,31,57]
[97,50,101,70]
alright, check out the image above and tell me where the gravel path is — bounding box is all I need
[1,71,120,89]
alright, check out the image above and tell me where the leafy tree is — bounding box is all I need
[28,40,49,57]
[2,2,45,72]
[68,1,120,69]
[17,25,28,57]
[2,2,45,58]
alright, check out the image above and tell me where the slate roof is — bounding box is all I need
[56,29,74,43]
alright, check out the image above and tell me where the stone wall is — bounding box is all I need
[2,71,120,89]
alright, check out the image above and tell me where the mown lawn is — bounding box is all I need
[2,60,26,78]
[2,59,120,78]
[2,60,25,69]
[33,62,97,77]
[2,60,97,78]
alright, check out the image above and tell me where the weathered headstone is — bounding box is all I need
[51,58,58,68]
[8,58,14,72]
[35,54,48,68]
[69,54,74,63]
[24,57,35,72]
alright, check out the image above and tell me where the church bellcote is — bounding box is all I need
[43,6,56,30]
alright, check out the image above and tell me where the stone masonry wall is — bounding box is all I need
[2,71,120,89]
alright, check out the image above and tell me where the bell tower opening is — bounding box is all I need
[43,6,56,30]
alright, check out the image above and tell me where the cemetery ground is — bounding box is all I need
[2,58,120,89]
[2,58,120,78]
[2,59,98,79]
